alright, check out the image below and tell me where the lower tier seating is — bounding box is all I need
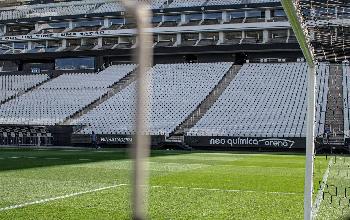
[73,62,233,136]
[343,64,350,136]
[0,65,135,125]
[187,62,329,137]
[0,74,48,102]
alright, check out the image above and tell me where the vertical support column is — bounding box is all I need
[35,23,40,32]
[69,20,73,29]
[219,31,224,44]
[104,18,109,28]
[305,65,316,220]
[176,33,181,46]
[222,11,227,23]
[263,29,269,43]
[181,13,186,25]
[28,41,32,50]
[98,37,103,48]
[62,39,67,48]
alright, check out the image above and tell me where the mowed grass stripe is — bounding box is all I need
[0,184,300,213]
[0,184,128,212]
[0,185,304,220]
[0,149,329,219]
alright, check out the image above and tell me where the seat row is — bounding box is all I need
[0,0,280,21]
[74,62,233,136]
[188,62,329,137]
[0,65,135,125]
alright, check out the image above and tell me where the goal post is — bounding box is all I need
[280,1,316,220]
[121,1,153,220]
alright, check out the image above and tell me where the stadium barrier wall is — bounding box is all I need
[98,134,165,147]
[48,125,74,146]
[185,135,306,149]
[71,134,165,147]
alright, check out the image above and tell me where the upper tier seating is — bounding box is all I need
[206,0,280,5]
[28,4,96,18]
[168,0,207,8]
[187,63,329,138]
[206,0,242,5]
[343,64,350,136]
[93,2,124,14]
[0,0,281,21]
[0,74,48,103]
[0,64,136,125]
[73,62,233,136]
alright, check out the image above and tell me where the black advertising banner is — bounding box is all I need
[99,136,133,145]
[98,134,165,146]
[185,136,306,149]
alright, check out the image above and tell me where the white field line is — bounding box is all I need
[0,184,300,212]
[151,185,300,195]
[0,184,128,212]
[312,158,333,219]
[1,156,92,161]
[0,184,301,212]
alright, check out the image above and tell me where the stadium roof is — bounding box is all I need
[296,0,350,62]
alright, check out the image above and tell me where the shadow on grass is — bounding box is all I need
[0,146,337,173]
[0,147,193,172]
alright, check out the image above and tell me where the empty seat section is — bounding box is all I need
[0,64,136,125]
[74,62,233,136]
[168,0,207,8]
[343,64,350,136]
[0,74,48,102]
[187,63,329,138]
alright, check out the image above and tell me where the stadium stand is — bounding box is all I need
[73,62,233,136]
[0,0,286,22]
[168,0,207,8]
[343,64,350,137]
[187,63,329,138]
[206,0,280,5]
[39,65,135,89]
[0,64,136,125]
[0,74,49,103]
[93,2,124,14]
[0,125,52,146]
[0,0,339,149]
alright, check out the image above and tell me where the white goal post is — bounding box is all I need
[280,1,316,220]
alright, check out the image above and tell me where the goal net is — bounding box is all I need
[293,0,350,62]
[282,1,350,220]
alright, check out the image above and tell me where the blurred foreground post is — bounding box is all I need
[121,1,153,219]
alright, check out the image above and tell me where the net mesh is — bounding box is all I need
[295,0,350,62]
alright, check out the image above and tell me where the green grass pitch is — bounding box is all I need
[0,148,346,219]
